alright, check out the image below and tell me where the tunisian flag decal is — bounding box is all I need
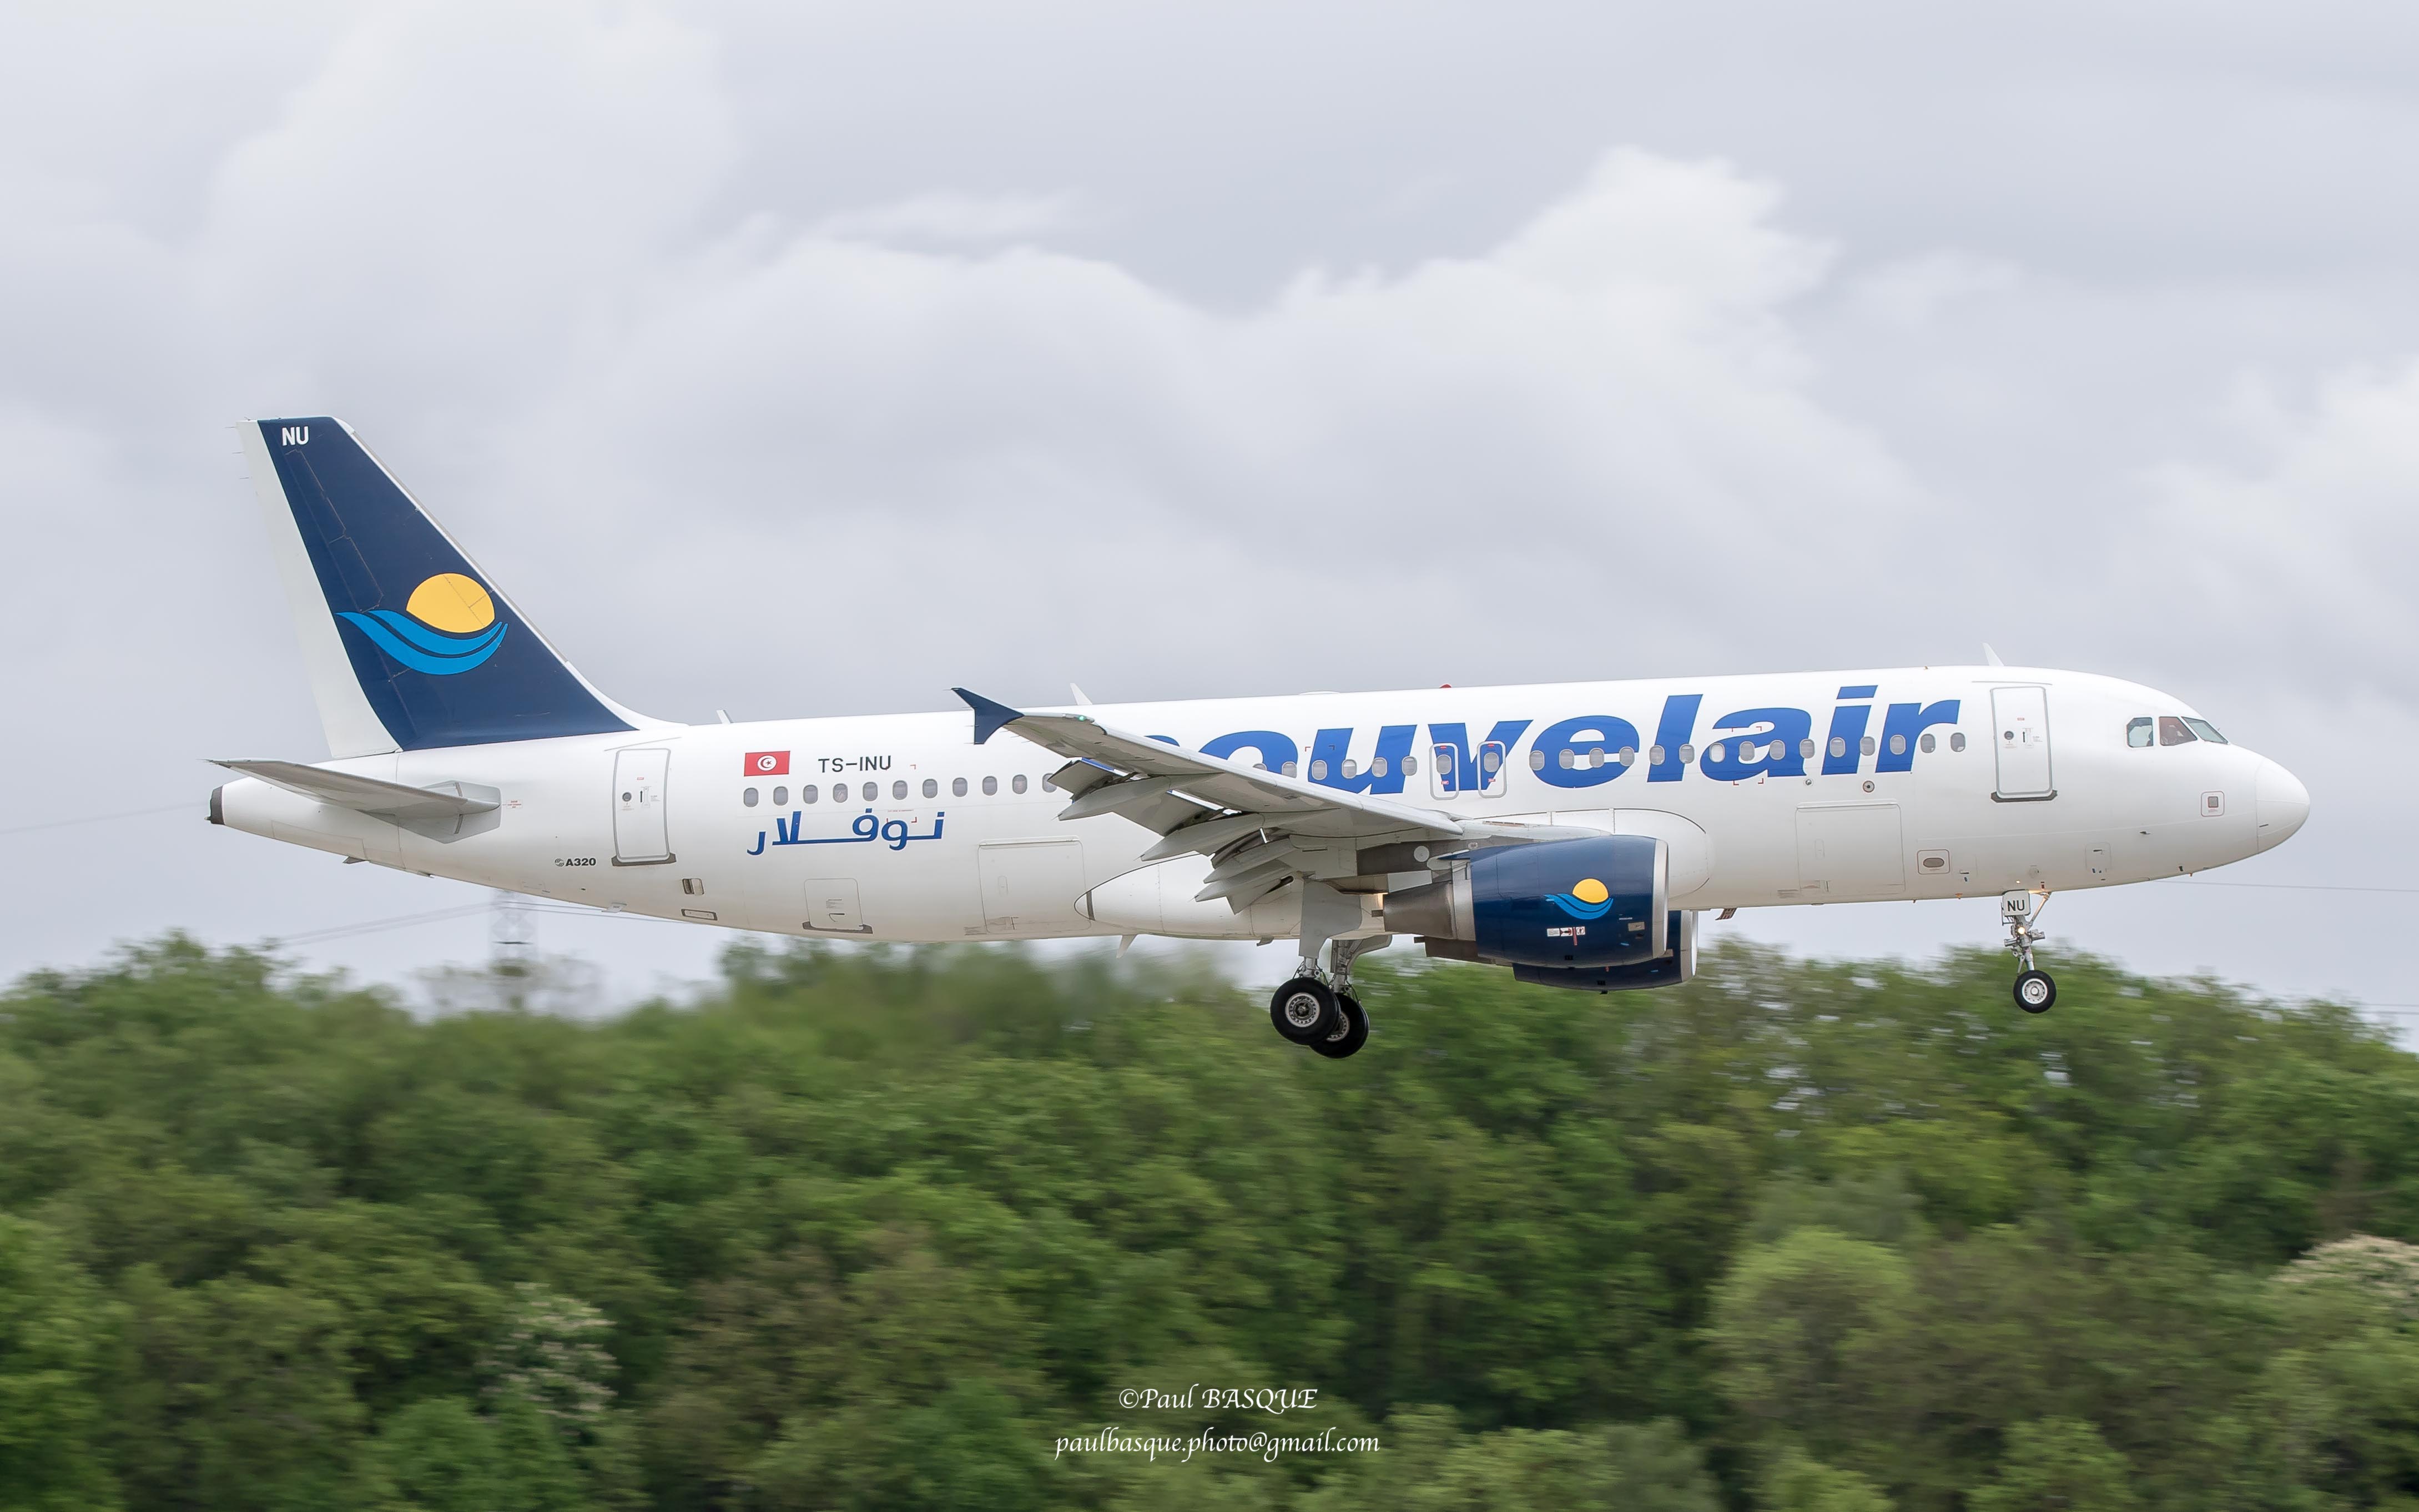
[744,750,790,777]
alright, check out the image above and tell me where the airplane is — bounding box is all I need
[209,417,2311,1057]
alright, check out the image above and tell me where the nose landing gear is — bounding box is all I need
[2002,890,2055,1013]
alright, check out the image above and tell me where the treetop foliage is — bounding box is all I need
[0,933,2413,1510]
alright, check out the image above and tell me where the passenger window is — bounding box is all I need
[2183,718,2228,744]
[1043,775,1056,792]
[1403,755,1419,775]
[1371,757,1388,778]
[803,784,819,803]
[1012,774,1028,794]
[2159,716,2196,746]
[1860,735,1876,757]
[1888,733,1906,756]
[1282,761,1298,777]
[922,778,938,798]
[982,775,998,795]
[1341,759,1358,779]
[2127,717,2153,748]
[1649,745,1666,765]
[743,787,759,807]
[953,777,967,797]
[772,785,788,805]
[1618,747,1635,766]
[1918,733,1935,754]
[893,779,908,799]
[1829,736,1847,759]
[1312,759,1331,779]
[1678,744,1695,764]
[861,781,878,801]
[1950,732,1966,751]
[1708,743,1726,763]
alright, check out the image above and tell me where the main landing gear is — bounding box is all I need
[2002,889,2056,1014]
[1269,937,1378,1059]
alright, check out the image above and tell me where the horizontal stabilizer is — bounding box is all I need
[211,759,501,842]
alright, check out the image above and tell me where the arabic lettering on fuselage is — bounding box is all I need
[1198,691,1963,795]
[748,809,947,855]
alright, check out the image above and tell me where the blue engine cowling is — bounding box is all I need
[1513,909,1697,991]
[1385,834,1669,970]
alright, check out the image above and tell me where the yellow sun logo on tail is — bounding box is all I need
[405,572,495,633]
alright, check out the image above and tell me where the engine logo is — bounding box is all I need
[1545,877,1613,920]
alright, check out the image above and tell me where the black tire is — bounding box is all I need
[1270,977,1339,1044]
[2014,969,2056,1014]
[1313,993,1370,1059]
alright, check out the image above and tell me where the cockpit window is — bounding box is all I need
[2159,716,2196,746]
[2126,717,2153,748]
[2183,718,2228,744]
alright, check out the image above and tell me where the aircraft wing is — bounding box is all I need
[955,688,1468,906]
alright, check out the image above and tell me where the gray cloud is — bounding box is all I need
[0,1,2411,1012]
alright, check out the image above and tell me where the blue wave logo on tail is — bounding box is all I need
[337,572,507,676]
[1545,878,1614,920]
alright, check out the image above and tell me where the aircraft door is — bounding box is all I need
[1991,687,2055,800]
[612,748,673,863]
[1478,741,1508,797]
[803,878,869,934]
[979,841,1088,935]
[1796,803,1906,896]
[1430,743,1463,799]
[1430,741,1510,800]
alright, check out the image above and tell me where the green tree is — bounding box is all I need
[1967,1418,2138,1512]
[1761,1447,1893,1512]
[1709,1227,1915,1465]
[0,1212,121,1511]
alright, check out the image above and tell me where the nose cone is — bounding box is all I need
[2255,759,2311,853]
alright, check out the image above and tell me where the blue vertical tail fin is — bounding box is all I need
[239,417,649,755]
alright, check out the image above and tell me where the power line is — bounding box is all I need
[2163,879,2419,897]
[1,802,194,839]
[268,904,491,947]
[265,899,686,949]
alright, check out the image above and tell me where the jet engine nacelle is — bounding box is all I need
[1384,834,1670,969]
[1512,908,1697,992]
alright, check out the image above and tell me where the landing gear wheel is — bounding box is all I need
[2014,969,2057,1014]
[1270,977,1339,1044]
[1313,993,1370,1059]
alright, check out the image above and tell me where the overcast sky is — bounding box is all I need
[3,1,2415,1018]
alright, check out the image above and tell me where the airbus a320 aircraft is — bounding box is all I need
[210,419,2310,1057]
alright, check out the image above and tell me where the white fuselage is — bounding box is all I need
[215,666,2309,942]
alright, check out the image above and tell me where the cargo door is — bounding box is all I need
[979,841,1088,935]
[612,748,672,864]
[803,878,869,934]
[1796,804,1906,896]
[1992,686,2055,800]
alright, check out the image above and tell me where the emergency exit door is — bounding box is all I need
[1991,687,2055,800]
[1430,741,1510,799]
[612,748,673,863]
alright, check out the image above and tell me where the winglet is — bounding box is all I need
[954,688,1025,745]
